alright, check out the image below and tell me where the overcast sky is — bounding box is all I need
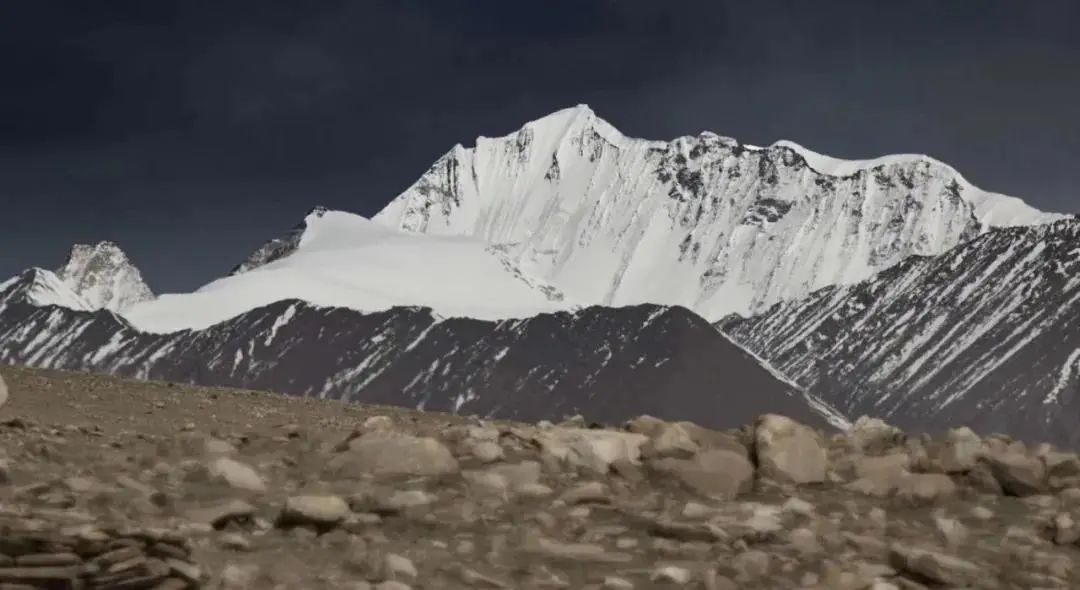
[2,0,1078,292]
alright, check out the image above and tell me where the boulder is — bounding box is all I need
[895,473,958,504]
[536,428,647,474]
[754,415,827,484]
[646,422,699,458]
[848,416,905,455]
[1042,451,1080,490]
[936,427,986,473]
[0,370,8,409]
[853,453,910,480]
[675,422,749,458]
[208,457,267,493]
[651,449,754,500]
[986,452,1046,496]
[278,495,349,530]
[328,434,459,478]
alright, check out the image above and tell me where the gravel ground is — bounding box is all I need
[2,364,1080,589]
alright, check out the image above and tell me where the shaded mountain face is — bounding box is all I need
[55,241,154,312]
[721,217,1080,446]
[0,274,845,431]
[374,105,1060,320]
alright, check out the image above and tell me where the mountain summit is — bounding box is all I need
[375,105,1062,320]
[55,241,154,312]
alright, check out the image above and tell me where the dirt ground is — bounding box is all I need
[2,364,1079,590]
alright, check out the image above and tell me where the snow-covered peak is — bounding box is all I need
[55,241,154,312]
[374,105,1063,320]
[0,268,95,312]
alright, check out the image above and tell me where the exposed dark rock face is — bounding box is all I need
[722,217,1080,447]
[0,275,842,431]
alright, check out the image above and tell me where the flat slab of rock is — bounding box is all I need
[890,544,984,586]
[278,495,350,529]
[519,534,633,564]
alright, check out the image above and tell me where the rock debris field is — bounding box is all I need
[2,365,1080,589]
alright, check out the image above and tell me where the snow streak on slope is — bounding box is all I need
[0,272,844,431]
[123,210,577,333]
[721,217,1080,446]
[375,105,1062,320]
[55,241,154,312]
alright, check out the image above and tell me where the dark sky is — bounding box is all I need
[2,0,1078,293]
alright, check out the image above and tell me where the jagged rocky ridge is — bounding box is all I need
[55,240,154,312]
[229,206,329,276]
[375,105,1061,320]
[722,217,1080,447]
[0,273,845,431]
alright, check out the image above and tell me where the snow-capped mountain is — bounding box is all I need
[375,105,1062,320]
[0,104,1069,441]
[0,268,95,312]
[123,209,577,333]
[721,216,1080,446]
[55,241,154,312]
[0,271,846,430]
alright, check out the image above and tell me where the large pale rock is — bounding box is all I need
[1042,451,1080,490]
[754,415,827,484]
[648,422,700,458]
[278,495,349,529]
[675,422,749,458]
[209,457,267,493]
[328,433,459,478]
[653,449,754,500]
[0,371,7,409]
[937,427,986,473]
[986,452,1046,496]
[536,428,647,474]
[848,416,905,455]
[895,473,958,504]
[854,453,910,480]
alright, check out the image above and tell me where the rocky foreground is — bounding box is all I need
[2,366,1080,589]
